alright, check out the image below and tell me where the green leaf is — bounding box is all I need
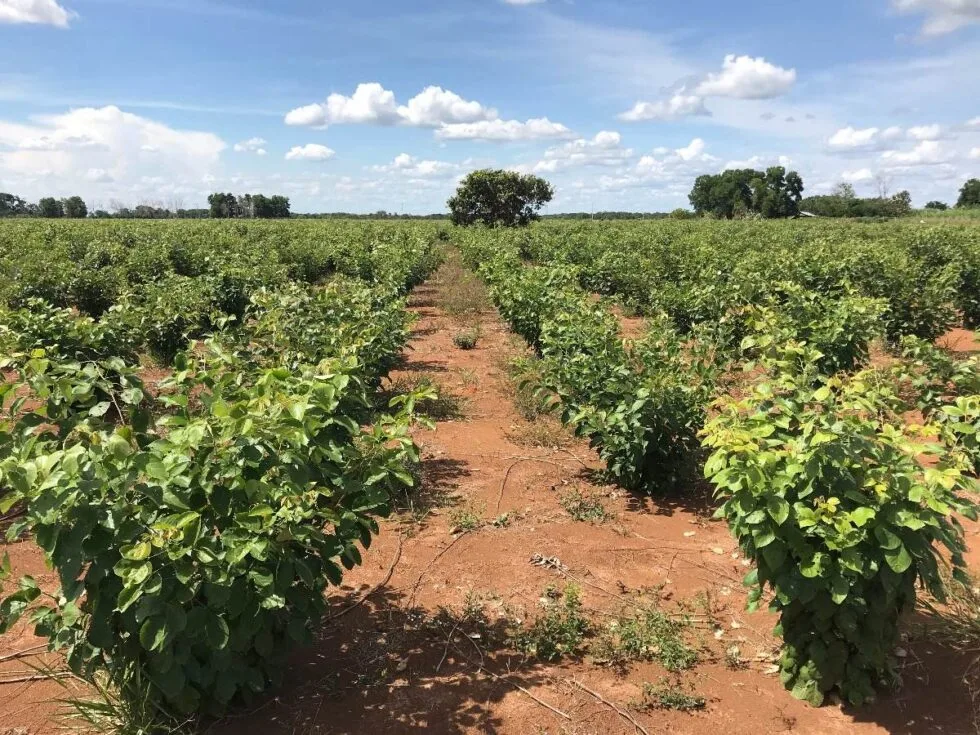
[884,544,912,574]
[767,497,790,525]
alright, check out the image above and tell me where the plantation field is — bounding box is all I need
[0,218,978,734]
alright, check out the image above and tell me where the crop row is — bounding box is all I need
[458,224,979,708]
[0,222,443,725]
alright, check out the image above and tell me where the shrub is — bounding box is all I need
[702,343,978,706]
[0,345,425,722]
[452,328,480,350]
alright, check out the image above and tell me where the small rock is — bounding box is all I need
[683,531,696,538]
[712,547,724,555]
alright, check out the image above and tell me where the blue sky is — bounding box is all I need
[0,0,978,213]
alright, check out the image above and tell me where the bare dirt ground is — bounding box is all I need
[1,267,977,734]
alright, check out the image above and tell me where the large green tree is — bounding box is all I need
[448,169,553,227]
[37,197,64,218]
[63,195,88,218]
[690,167,804,219]
[0,193,29,217]
[957,178,980,208]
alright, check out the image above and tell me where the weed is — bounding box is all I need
[449,503,484,534]
[492,513,512,528]
[437,254,490,318]
[453,327,481,350]
[513,585,591,661]
[592,603,697,673]
[509,356,549,420]
[384,372,466,420]
[506,417,570,449]
[637,678,706,712]
[459,368,479,387]
[725,644,747,670]
[559,487,610,523]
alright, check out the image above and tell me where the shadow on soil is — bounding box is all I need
[209,589,551,735]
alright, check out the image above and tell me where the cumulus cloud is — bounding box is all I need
[233,137,268,155]
[285,82,569,142]
[285,83,400,128]
[396,86,497,127]
[0,0,73,27]
[619,54,794,124]
[970,147,980,159]
[531,131,633,173]
[372,153,461,177]
[722,154,793,171]
[906,124,943,140]
[619,94,710,122]
[694,55,797,99]
[881,139,952,166]
[965,116,980,130]
[285,143,336,161]
[892,0,980,36]
[0,105,225,202]
[828,125,903,150]
[435,117,574,141]
[841,168,875,183]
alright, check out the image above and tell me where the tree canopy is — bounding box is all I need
[689,166,804,219]
[448,169,554,227]
[208,192,290,219]
[957,179,980,208]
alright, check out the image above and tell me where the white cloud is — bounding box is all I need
[0,0,73,27]
[285,143,336,161]
[286,82,506,133]
[907,124,943,140]
[828,125,903,150]
[674,138,707,161]
[0,105,225,204]
[694,55,797,99]
[396,86,497,127]
[892,0,980,36]
[841,168,875,183]
[964,116,980,130]
[285,83,400,128]
[969,147,980,159]
[881,139,952,166]
[532,131,633,172]
[619,94,710,122]
[233,137,268,155]
[722,154,793,171]
[435,117,574,141]
[372,153,460,177]
[83,167,113,183]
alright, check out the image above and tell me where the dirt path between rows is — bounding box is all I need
[1,263,977,735]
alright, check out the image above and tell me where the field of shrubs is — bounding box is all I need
[0,217,978,731]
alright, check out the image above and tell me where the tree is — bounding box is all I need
[924,200,948,210]
[890,190,912,216]
[957,179,980,208]
[690,167,803,219]
[0,193,28,217]
[63,195,88,218]
[37,197,64,218]
[208,192,237,218]
[448,170,553,227]
[832,182,856,200]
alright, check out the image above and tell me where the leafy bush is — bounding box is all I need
[741,283,885,375]
[702,344,978,706]
[0,345,425,721]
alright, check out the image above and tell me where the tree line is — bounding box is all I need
[0,192,291,219]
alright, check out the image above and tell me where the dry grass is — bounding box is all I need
[436,251,490,320]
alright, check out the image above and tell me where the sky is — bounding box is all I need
[0,0,978,214]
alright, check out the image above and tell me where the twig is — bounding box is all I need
[0,672,72,685]
[495,456,577,514]
[405,533,467,609]
[568,678,650,735]
[0,645,48,664]
[329,536,403,621]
